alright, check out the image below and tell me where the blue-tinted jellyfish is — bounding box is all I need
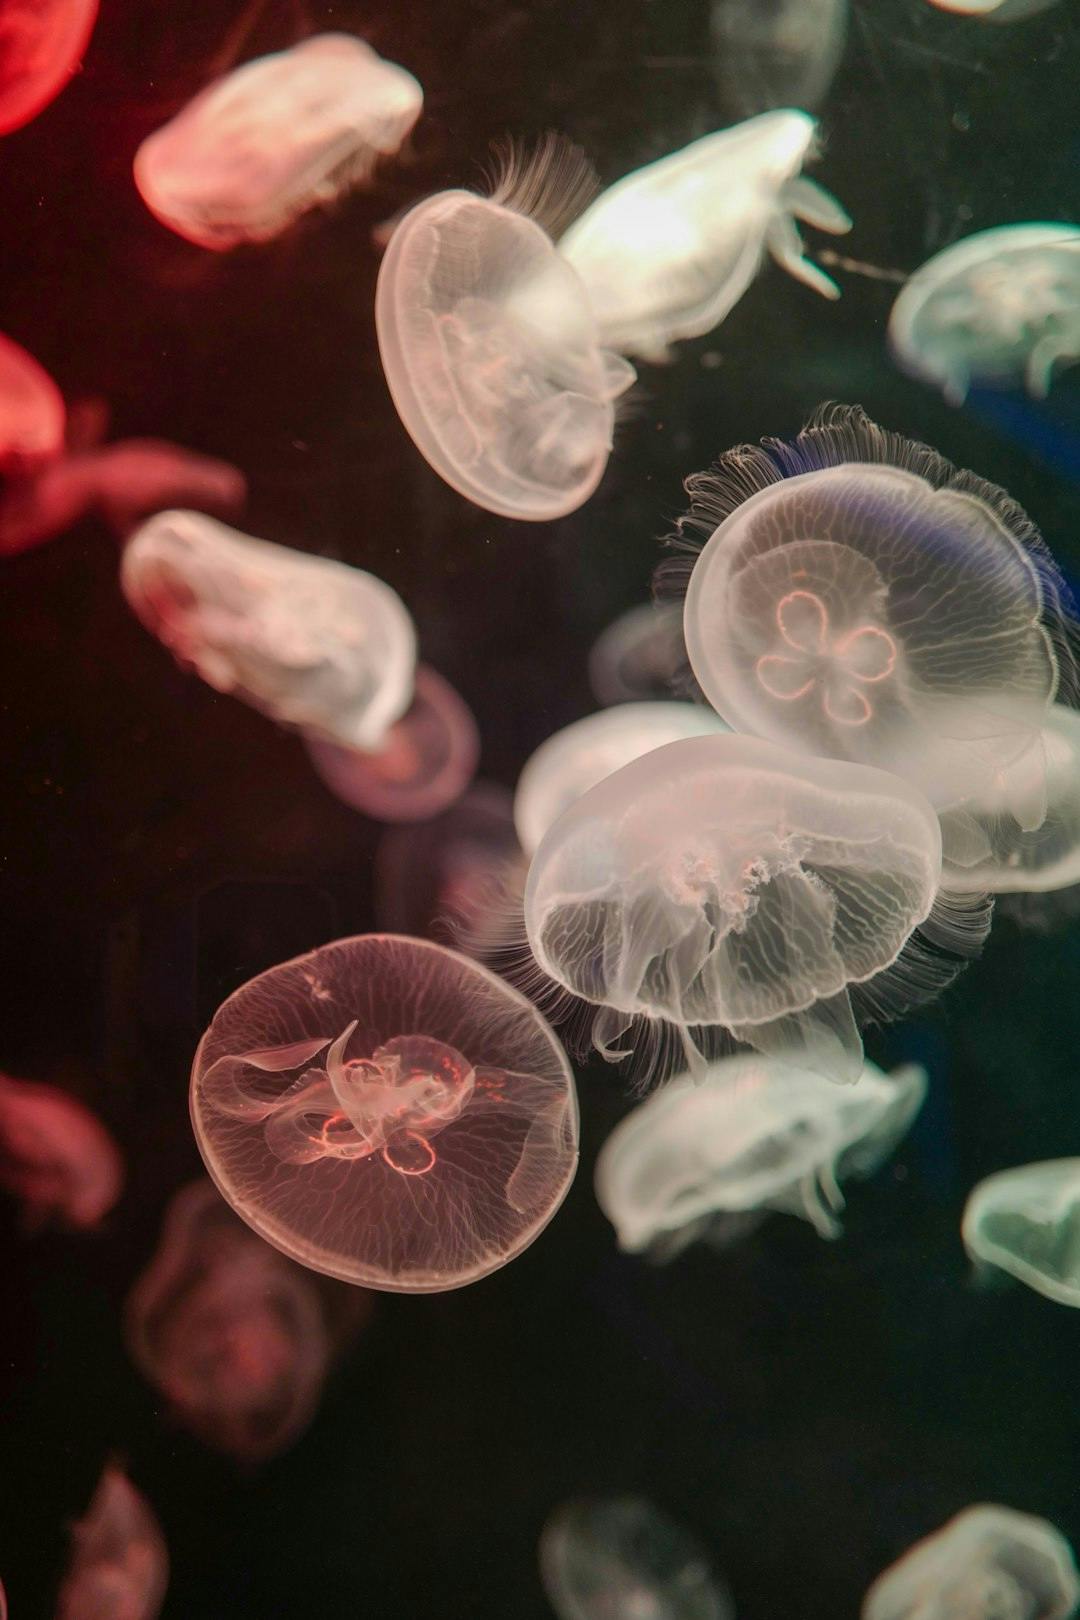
[889,225,1080,403]
[588,602,689,707]
[56,1463,169,1620]
[962,1159,1080,1306]
[863,1506,1079,1620]
[540,1496,734,1620]
[134,34,423,250]
[0,1071,123,1230]
[559,111,852,363]
[710,0,850,117]
[595,1053,927,1259]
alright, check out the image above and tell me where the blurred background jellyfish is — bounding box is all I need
[374,782,521,941]
[0,1071,123,1231]
[190,934,579,1292]
[962,1159,1080,1307]
[0,0,99,136]
[862,1505,1079,1620]
[888,225,1080,404]
[710,0,850,118]
[924,0,1062,18]
[559,111,852,363]
[588,601,688,707]
[120,509,477,821]
[375,139,636,519]
[133,34,423,251]
[55,1462,169,1620]
[540,1496,733,1620]
[595,1053,927,1260]
[0,331,65,474]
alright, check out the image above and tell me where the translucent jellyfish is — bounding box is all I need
[889,225,1080,403]
[133,34,423,250]
[559,111,852,363]
[55,1462,169,1620]
[674,403,1075,819]
[374,782,521,940]
[0,331,65,474]
[961,1159,1080,1307]
[375,142,637,520]
[523,730,980,1084]
[924,0,1061,17]
[863,1506,1079,1620]
[596,1053,926,1259]
[0,0,99,135]
[540,1496,734,1620]
[514,702,728,857]
[0,1072,123,1230]
[588,602,689,707]
[190,934,579,1292]
[710,0,850,117]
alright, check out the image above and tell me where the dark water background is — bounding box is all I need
[2,0,1080,1614]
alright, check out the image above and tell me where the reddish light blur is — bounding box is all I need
[0,1071,123,1230]
[0,331,66,474]
[0,0,100,136]
[55,1461,168,1620]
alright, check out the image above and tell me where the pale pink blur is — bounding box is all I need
[0,332,66,474]
[0,1072,123,1230]
[55,1462,168,1620]
[0,0,99,135]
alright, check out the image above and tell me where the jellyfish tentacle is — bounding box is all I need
[766,212,841,300]
[780,176,853,236]
[201,1035,334,1120]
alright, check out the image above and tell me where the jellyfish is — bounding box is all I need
[0,331,65,474]
[540,1497,734,1620]
[710,0,850,118]
[374,782,521,941]
[190,934,579,1292]
[672,403,1076,824]
[961,1158,1080,1307]
[55,1462,169,1620]
[924,0,1062,17]
[375,140,636,520]
[888,225,1080,403]
[121,509,477,821]
[588,602,689,707]
[0,1072,123,1230]
[133,34,423,251]
[0,0,99,136]
[558,111,852,364]
[863,1505,1079,1620]
[514,702,729,857]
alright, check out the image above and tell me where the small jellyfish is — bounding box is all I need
[588,602,689,707]
[540,1496,734,1620]
[55,1462,169,1620]
[514,702,728,857]
[374,782,521,940]
[0,1072,123,1230]
[710,0,850,117]
[596,1053,927,1260]
[962,1159,1080,1307]
[0,331,65,474]
[889,225,1080,403]
[863,1505,1079,1620]
[375,140,636,520]
[925,0,1061,17]
[0,0,99,136]
[133,34,423,250]
[190,934,579,1292]
[559,111,852,363]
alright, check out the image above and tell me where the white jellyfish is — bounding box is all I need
[559,111,852,363]
[962,1159,1080,1307]
[863,1505,1079,1620]
[710,0,850,117]
[540,1496,733,1620]
[134,34,423,250]
[588,601,688,706]
[889,225,1080,403]
[596,1053,927,1259]
[924,0,1062,18]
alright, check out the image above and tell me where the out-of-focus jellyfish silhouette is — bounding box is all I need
[55,1462,169,1620]
[588,602,688,706]
[374,782,521,940]
[962,1159,1080,1306]
[540,1496,734,1620]
[889,225,1080,403]
[672,403,1076,825]
[596,1053,927,1259]
[523,731,983,1084]
[190,934,579,1291]
[126,1179,370,1462]
[710,0,850,117]
[514,702,728,857]
[0,331,65,473]
[559,111,852,363]
[0,0,99,136]
[863,1505,1079,1620]
[134,33,423,250]
[0,1072,123,1230]
[924,0,1062,18]
[376,139,636,519]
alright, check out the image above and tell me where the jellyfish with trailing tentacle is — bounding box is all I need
[0,1072,123,1230]
[190,934,579,1291]
[540,1496,734,1620]
[0,0,99,136]
[121,510,478,821]
[0,331,65,474]
[134,34,423,250]
[56,1462,169,1620]
[962,1159,1080,1307]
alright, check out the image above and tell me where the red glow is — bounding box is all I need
[0,0,99,136]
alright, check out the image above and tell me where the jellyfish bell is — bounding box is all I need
[962,1158,1080,1307]
[0,0,99,136]
[710,0,850,118]
[888,224,1080,403]
[190,934,579,1292]
[540,1496,733,1620]
[925,0,1062,17]
[0,331,65,475]
[0,1072,123,1230]
[588,601,689,706]
[133,33,423,251]
[56,1462,169,1620]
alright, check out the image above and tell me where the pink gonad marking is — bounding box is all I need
[755,589,896,728]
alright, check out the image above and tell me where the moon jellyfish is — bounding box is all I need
[191,934,579,1292]
[674,403,1075,820]
[710,0,850,117]
[133,34,423,251]
[597,1054,925,1258]
[863,1506,1079,1620]
[375,141,636,520]
[56,1462,169,1620]
[961,1159,1080,1307]
[0,0,99,136]
[374,782,521,940]
[540,1496,734,1620]
[0,1072,123,1230]
[559,111,852,363]
[524,731,980,1084]
[588,602,688,707]
[889,225,1080,403]
[514,702,728,857]
[0,332,65,473]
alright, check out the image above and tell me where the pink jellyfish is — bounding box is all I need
[55,1462,169,1620]
[0,0,99,136]
[0,332,65,474]
[0,1072,123,1230]
[190,934,579,1292]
